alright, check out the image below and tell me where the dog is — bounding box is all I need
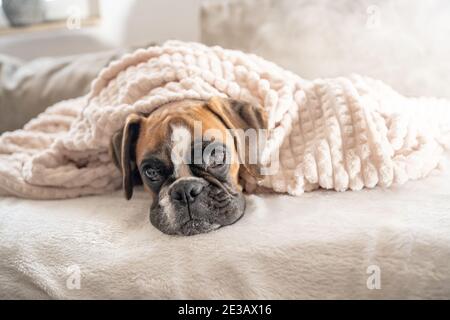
[110,97,268,236]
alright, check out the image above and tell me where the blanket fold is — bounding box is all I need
[0,41,449,199]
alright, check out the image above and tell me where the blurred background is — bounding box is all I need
[1,0,449,132]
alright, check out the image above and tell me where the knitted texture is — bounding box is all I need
[0,41,449,199]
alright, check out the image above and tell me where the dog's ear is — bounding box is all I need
[110,130,123,170]
[206,97,268,132]
[205,97,268,184]
[109,114,143,200]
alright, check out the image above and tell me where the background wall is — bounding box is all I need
[0,0,200,60]
[98,0,200,48]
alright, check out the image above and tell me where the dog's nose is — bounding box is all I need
[170,180,204,204]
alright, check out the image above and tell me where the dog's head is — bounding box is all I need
[110,97,268,236]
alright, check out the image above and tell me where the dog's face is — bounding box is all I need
[110,97,267,236]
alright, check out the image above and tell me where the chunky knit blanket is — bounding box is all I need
[0,41,449,199]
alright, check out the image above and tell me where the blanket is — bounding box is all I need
[0,40,449,199]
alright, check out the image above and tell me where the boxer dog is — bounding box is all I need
[110,97,268,236]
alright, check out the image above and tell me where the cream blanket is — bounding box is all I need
[0,40,449,199]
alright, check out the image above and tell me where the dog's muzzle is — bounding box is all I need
[150,177,245,236]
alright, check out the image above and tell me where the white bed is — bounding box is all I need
[1,155,449,299]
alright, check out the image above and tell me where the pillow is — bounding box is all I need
[0,49,129,133]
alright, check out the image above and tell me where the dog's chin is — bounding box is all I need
[179,220,221,236]
[152,206,245,236]
[150,191,246,236]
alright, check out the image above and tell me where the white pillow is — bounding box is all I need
[0,49,128,133]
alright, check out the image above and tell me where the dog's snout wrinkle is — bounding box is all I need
[186,202,193,220]
[202,175,238,197]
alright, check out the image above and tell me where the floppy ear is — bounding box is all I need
[205,97,268,184]
[206,97,268,131]
[109,114,143,200]
[110,130,123,170]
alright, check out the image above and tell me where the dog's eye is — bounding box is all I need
[144,167,161,182]
[207,147,226,169]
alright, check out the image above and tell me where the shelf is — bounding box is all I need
[0,16,101,36]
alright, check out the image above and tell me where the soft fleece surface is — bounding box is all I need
[1,155,449,299]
